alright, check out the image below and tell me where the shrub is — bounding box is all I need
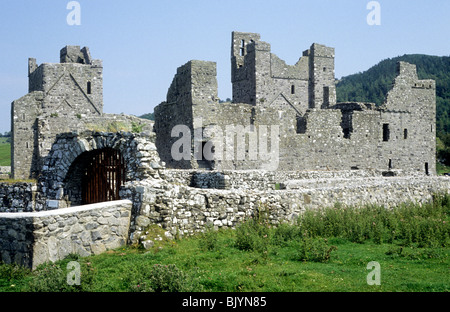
[296,194,450,247]
[234,217,271,253]
[27,263,69,292]
[131,122,144,133]
[290,237,337,263]
[198,226,219,251]
[271,222,300,247]
[386,245,446,260]
[132,264,192,292]
[0,262,30,282]
[25,257,96,292]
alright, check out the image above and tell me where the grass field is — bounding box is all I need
[1,195,448,293]
[0,137,11,166]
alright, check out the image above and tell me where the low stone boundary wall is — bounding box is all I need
[161,168,417,190]
[0,182,46,212]
[0,200,132,269]
[0,166,10,179]
[125,176,450,242]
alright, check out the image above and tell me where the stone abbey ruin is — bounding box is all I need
[1,31,449,269]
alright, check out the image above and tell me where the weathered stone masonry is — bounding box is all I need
[1,32,446,269]
[0,200,132,269]
[155,32,436,175]
[123,172,450,240]
[11,45,152,180]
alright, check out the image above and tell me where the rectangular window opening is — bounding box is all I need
[87,81,92,94]
[403,129,408,139]
[296,116,307,134]
[382,123,390,142]
[291,85,295,94]
[239,39,245,56]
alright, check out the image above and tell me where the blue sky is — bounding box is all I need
[1,0,450,134]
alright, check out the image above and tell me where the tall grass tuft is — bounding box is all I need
[296,194,450,247]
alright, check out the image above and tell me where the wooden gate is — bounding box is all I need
[82,148,125,205]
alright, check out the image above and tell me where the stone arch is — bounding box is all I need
[40,131,162,207]
[64,147,126,205]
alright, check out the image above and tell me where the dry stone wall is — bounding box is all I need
[0,167,10,179]
[0,182,46,213]
[0,200,132,269]
[123,174,450,241]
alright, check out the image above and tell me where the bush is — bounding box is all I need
[0,262,30,282]
[27,263,69,292]
[132,264,192,292]
[25,257,96,292]
[290,237,337,263]
[386,245,446,260]
[296,194,450,247]
[234,217,271,253]
[271,223,300,247]
[198,226,219,251]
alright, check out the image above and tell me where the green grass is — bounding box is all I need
[1,195,449,293]
[0,138,10,167]
[437,161,450,175]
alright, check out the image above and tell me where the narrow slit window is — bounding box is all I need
[403,129,408,139]
[382,123,390,142]
[291,85,295,94]
[388,159,392,169]
[87,81,92,94]
[240,40,245,56]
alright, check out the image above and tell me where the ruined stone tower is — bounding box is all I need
[155,31,436,175]
[11,46,103,179]
[230,31,336,114]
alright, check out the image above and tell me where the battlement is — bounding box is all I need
[60,45,93,64]
[12,46,105,179]
[155,31,436,176]
[230,31,336,111]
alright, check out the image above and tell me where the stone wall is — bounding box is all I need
[161,168,409,191]
[154,32,436,175]
[154,60,219,169]
[0,200,132,269]
[11,45,154,180]
[0,167,10,179]
[123,174,450,241]
[39,130,163,208]
[12,46,104,180]
[0,182,46,212]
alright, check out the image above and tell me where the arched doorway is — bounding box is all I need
[65,148,125,205]
[40,131,163,208]
[82,148,125,204]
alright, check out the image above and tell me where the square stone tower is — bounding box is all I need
[230,31,336,115]
[11,46,103,179]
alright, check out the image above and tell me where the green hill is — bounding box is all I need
[336,54,450,135]
[139,113,154,121]
[0,137,11,166]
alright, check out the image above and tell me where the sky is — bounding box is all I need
[1,0,450,134]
